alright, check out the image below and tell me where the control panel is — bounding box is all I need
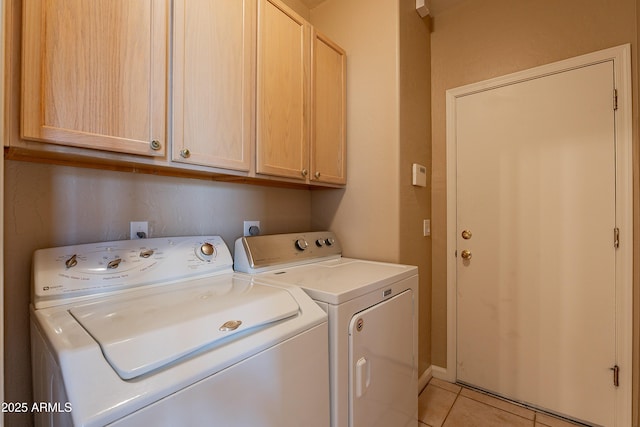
[234,231,342,273]
[32,236,233,309]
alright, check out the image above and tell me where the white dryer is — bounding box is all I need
[234,231,419,427]
[30,236,330,427]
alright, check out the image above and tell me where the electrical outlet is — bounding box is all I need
[243,221,261,237]
[130,221,149,239]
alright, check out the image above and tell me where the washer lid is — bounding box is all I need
[69,277,299,380]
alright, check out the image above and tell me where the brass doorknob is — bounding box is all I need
[461,250,472,260]
[461,230,472,240]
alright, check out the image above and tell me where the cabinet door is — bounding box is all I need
[22,0,168,156]
[311,31,346,185]
[256,0,310,180]
[172,0,253,171]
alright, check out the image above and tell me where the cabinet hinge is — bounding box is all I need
[613,89,618,111]
[611,365,619,387]
[614,227,620,249]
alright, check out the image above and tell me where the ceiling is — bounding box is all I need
[298,0,467,16]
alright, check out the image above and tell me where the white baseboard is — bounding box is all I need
[418,366,433,394]
[431,365,455,382]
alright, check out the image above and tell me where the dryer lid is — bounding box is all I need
[69,276,299,379]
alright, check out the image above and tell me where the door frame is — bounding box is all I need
[444,44,633,425]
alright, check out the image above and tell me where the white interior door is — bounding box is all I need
[454,60,623,426]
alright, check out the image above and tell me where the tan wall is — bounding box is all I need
[430,0,638,423]
[310,0,432,375]
[398,0,432,378]
[309,0,401,262]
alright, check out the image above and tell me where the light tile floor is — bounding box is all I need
[419,378,584,427]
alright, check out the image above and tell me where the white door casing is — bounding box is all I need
[445,45,632,426]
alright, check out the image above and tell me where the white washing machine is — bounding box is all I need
[234,231,418,427]
[30,236,330,427]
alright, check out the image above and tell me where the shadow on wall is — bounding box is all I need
[310,188,346,233]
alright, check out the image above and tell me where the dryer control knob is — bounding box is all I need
[325,237,336,246]
[295,239,309,251]
[315,239,325,247]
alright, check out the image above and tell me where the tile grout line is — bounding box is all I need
[423,379,590,427]
[454,383,586,427]
[439,383,463,426]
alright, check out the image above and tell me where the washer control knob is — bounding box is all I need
[197,242,216,261]
[107,258,122,269]
[295,239,309,251]
[315,239,325,247]
[139,249,154,258]
[325,237,336,246]
[65,254,78,269]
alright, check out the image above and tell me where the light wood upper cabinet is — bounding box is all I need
[311,30,346,185]
[256,0,346,185]
[21,0,168,157]
[13,0,346,187]
[172,0,254,171]
[256,0,311,181]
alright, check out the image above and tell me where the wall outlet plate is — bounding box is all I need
[243,221,261,237]
[130,221,149,239]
